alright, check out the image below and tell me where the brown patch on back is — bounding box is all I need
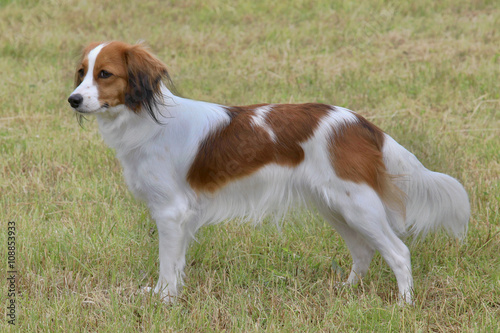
[187,103,331,193]
[267,103,333,165]
[328,114,405,215]
[329,114,385,192]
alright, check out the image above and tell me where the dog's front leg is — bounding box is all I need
[147,203,195,303]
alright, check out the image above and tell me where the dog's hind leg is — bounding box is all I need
[317,184,413,304]
[318,206,375,286]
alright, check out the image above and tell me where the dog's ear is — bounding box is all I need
[124,43,171,123]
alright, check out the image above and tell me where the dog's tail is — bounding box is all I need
[382,134,470,239]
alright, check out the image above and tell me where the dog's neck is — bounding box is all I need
[95,85,229,159]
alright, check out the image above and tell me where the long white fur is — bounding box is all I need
[69,44,470,305]
[382,136,470,238]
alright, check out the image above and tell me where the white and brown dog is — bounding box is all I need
[68,41,469,304]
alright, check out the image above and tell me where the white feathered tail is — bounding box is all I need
[382,134,470,239]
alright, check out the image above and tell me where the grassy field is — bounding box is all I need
[1,0,499,331]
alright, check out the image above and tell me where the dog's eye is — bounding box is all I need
[99,70,113,79]
[77,68,85,79]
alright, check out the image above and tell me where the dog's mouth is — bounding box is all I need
[73,109,91,113]
[72,103,109,114]
[71,102,109,127]
[68,94,110,113]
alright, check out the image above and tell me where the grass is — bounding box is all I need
[1,0,499,331]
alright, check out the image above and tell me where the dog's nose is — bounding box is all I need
[68,94,83,108]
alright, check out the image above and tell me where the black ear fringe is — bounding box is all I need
[126,69,177,125]
[155,71,178,123]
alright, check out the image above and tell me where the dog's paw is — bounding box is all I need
[397,291,414,306]
[140,286,153,294]
[140,286,177,304]
[334,281,357,290]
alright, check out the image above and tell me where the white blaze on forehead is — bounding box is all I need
[251,105,277,142]
[79,43,107,88]
[71,43,107,112]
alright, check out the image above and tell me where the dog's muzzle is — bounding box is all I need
[68,94,83,109]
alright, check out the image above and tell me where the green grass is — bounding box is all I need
[1,0,499,331]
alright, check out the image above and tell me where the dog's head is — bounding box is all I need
[68,41,172,123]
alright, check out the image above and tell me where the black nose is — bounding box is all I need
[68,94,83,108]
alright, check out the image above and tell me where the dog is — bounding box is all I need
[68,41,469,304]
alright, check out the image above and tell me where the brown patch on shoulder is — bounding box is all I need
[188,104,274,193]
[328,113,405,214]
[187,103,331,193]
